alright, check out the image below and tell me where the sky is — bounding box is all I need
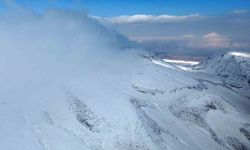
[81,0,250,16]
[1,0,250,16]
[0,0,250,58]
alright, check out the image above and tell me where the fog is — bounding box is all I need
[0,6,143,100]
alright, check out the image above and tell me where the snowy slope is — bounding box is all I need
[0,10,250,150]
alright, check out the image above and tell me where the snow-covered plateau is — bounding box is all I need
[0,11,249,150]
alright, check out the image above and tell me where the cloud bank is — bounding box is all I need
[187,32,238,48]
[230,9,248,14]
[93,14,202,24]
[133,32,245,49]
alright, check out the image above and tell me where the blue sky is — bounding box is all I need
[1,0,250,16]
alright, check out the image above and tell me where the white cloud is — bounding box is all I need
[130,35,194,42]
[130,33,231,48]
[193,32,246,48]
[92,14,202,24]
[132,33,229,47]
[198,32,231,48]
[230,9,248,14]
[131,32,246,49]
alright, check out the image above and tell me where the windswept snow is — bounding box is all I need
[163,59,200,65]
[229,51,250,58]
[152,57,199,71]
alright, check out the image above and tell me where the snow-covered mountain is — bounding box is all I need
[195,51,250,97]
[0,10,250,150]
